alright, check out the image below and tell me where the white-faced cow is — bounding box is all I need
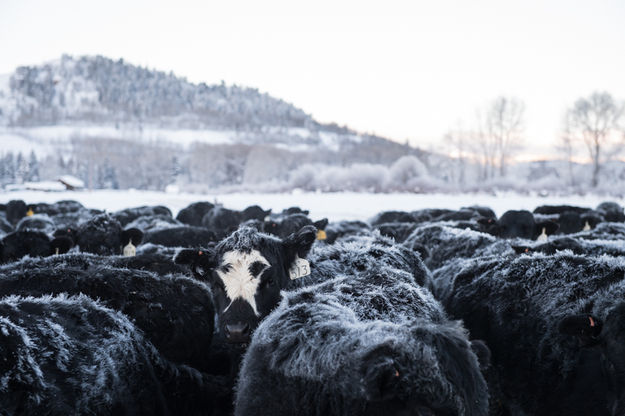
[175,225,317,344]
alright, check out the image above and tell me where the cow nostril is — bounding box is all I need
[225,322,250,341]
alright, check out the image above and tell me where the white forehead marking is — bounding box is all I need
[216,249,270,317]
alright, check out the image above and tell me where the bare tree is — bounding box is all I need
[485,96,525,177]
[566,91,625,187]
[558,116,577,187]
[443,122,469,185]
[472,110,496,180]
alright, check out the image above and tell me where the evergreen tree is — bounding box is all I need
[27,150,39,181]
[15,152,29,183]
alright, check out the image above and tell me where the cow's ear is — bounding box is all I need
[282,225,316,265]
[537,220,559,235]
[511,244,532,255]
[313,218,329,230]
[559,314,602,345]
[174,248,216,280]
[50,236,73,255]
[477,217,496,226]
[581,214,601,227]
[122,228,144,245]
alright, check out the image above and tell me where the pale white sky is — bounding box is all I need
[1,0,624,157]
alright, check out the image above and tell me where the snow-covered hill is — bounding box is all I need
[0,55,398,157]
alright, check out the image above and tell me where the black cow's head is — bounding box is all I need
[484,210,558,240]
[560,305,625,415]
[176,225,316,344]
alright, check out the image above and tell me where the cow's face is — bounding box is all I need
[184,225,316,344]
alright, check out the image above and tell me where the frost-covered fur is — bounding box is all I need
[511,234,625,257]
[374,221,419,243]
[144,225,217,247]
[0,230,57,263]
[0,294,229,416]
[235,265,488,416]
[15,214,57,234]
[438,252,625,416]
[573,221,625,240]
[125,214,182,232]
[323,220,372,244]
[403,223,513,271]
[309,232,431,288]
[0,254,215,372]
[112,205,173,226]
[75,213,125,255]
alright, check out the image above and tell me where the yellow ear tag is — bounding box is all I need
[26,208,34,217]
[316,230,327,241]
[55,247,59,255]
[582,221,591,231]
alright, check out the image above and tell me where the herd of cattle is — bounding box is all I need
[1,198,625,415]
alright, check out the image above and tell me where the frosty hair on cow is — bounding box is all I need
[175,225,316,344]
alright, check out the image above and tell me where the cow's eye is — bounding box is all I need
[260,277,274,289]
[249,261,268,277]
[220,264,232,274]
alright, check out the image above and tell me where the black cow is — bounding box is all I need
[6,200,28,225]
[125,213,182,231]
[576,222,625,241]
[0,294,228,415]
[0,254,215,372]
[235,264,489,416]
[176,201,215,226]
[533,204,592,215]
[202,206,243,239]
[0,231,72,263]
[281,206,309,216]
[113,205,173,227]
[241,205,271,221]
[597,201,625,222]
[403,223,512,271]
[47,207,103,230]
[263,213,328,239]
[437,252,625,416]
[15,213,57,234]
[144,225,217,247]
[481,210,558,240]
[324,220,372,244]
[75,213,143,255]
[370,210,415,226]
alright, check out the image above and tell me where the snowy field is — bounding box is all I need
[0,189,621,221]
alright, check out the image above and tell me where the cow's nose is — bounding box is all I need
[225,322,250,343]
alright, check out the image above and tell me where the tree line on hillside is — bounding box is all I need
[2,55,311,128]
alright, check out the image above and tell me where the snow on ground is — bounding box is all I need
[0,190,621,222]
[0,131,57,157]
